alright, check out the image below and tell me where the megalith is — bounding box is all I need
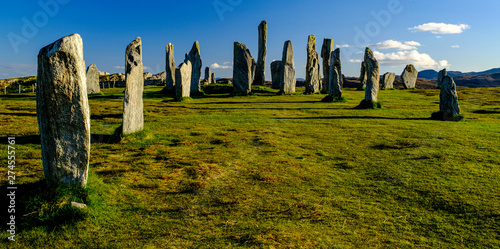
[123,37,144,135]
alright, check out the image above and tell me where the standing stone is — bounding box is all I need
[359,62,367,89]
[232,42,254,95]
[381,72,395,89]
[280,41,296,94]
[437,68,447,88]
[305,35,320,94]
[329,48,342,98]
[36,34,90,187]
[364,47,380,102]
[86,64,100,94]
[175,61,192,98]
[270,60,282,89]
[439,76,461,118]
[204,67,211,83]
[123,37,144,135]
[211,73,216,84]
[165,43,175,91]
[254,20,267,85]
[186,41,202,93]
[321,38,334,93]
[401,64,418,89]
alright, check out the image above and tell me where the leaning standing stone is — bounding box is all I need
[165,43,175,91]
[186,41,202,93]
[36,34,90,187]
[305,35,320,94]
[329,48,342,98]
[86,64,100,94]
[271,60,282,89]
[123,37,144,135]
[381,72,395,89]
[281,40,296,94]
[439,76,461,118]
[401,64,418,89]
[176,61,192,98]
[233,42,254,95]
[437,68,447,88]
[364,47,380,102]
[254,20,267,85]
[321,38,334,93]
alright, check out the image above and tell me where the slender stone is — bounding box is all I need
[437,68,447,88]
[36,33,90,187]
[254,20,267,85]
[232,42,254,95]
[186,41,202,93]
[86,64,100,94]
[329,48,342,98]
[123,37,144,135]
[440,76,461,117]
[321,38,334,93]
[305,35,320,94]
[271,60,282,89]
[359,62,367,89]
[401,64,418,89]
[381,72,395,89]
[364,47,380,102]
[165,43,175,91]
[205,67,211,83]
[211,73,216,84]
[280,40,296,94]
[175,61,192,98]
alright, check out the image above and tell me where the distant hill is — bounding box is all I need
[418,68,500,79]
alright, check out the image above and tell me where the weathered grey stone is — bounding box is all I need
[86,64,100,94]
[381,72,395,89]
[271,60,282,89]
[280,40,296,94]
[71,202,87,209]
[437,68,447,88]
[329,48,342,98]
[175,61,192,98]
[211,73,216,84]
[204,67,211,83]
[143,72,152,81]
[364,47,380,102]
[165,43,175,91]
[401,64,418,89]
[321,38,334,93]
[232,42,254,95]
[186,41,202,93]
[359,62,367,89]
[123,37,144,135]
[305,35,320,94]
[36,33,90,187]
[440,76,461,117]
[254,20,267,85]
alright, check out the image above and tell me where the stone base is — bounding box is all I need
[355,100,383,109]
[321,95,346,103]
[431,111,465,121]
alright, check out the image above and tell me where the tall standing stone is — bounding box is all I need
[280,40,296,94]
[175,61,192,98]
[86,64,100,94]
[123,37,144,135]
[36,34,90,187]
[271,60,282,89]
[305,35,320,94]
[165,43,175,91]
[401,64,418,89]
[329,48,342,98]
[204,67,212,83]
[359,62,367,89]
[364,47,380,102]
[437,68,447,88]
[233,42,254,95]
[321,38,334,93]
[254,20,267,85]
[381,72,395,89]
[211,73,216,84]
[186,41,202,93]
[439,76,461,118]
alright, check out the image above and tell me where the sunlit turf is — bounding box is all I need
[1,86,499,248]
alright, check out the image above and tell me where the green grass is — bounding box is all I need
[1,86,499,248]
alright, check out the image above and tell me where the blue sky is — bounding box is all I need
[1,0,499,79]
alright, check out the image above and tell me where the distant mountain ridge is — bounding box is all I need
[418,68,500,79]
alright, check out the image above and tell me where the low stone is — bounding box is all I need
[176,61,192,98]
[271,60,282,89]
[205,67,212,83]
[280,40,296,94]
[401,64,418,89]
[305,35,320,94]
[321,38,334,93]
[86,64,100,94]
[71,202,87,209]
[233,42,254,95]
[36,33,90,187]
[211,73,216,84]
[123,37,144,135]
[381,72,395,89]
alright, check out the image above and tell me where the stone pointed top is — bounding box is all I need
[191,41,200,52]
[127,37,141,50]
[364,47,376,62]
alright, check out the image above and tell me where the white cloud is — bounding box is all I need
[336,44,351,48]
[371,40,422,50]
[409,22,470,34]
[223,61,232,65]
[114,66,125,69]
[349,59,363,63]
[451,45,460,48]
[211,63,232,69]
[372,50,450,69]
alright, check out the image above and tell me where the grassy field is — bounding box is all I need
[1,85,499,248]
